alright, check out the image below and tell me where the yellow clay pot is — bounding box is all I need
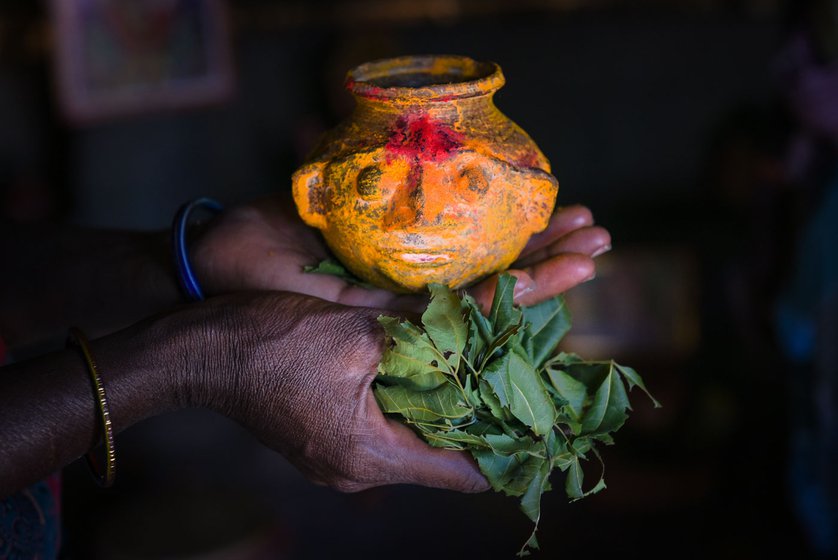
[292,55,558,292]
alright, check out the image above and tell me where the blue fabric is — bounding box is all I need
[776,169,838,345]
[0,479,60,560]
[0,342,61,559]
[777,167,838,557]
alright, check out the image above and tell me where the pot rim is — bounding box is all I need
[345,55,505,101]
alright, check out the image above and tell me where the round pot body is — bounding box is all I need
[292,55,558,292]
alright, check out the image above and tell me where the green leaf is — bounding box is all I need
[378,315,434,348]
[565,455,585,500]
[518,534,538,558]
[545,428,562,458]
[565,448,607,501]
[303,258,373,287]
[521,296,571,367]
[615,363,662,408]
[376,316,448,389]
[545,351,584,369]
[521,458,551,523]
[552,451,577,472]
[489,274,523,335]
[374,382,471,423]
[555,415,583,437]
[483,349,556,436]
[587,445,608,493]
[463,375,483,409]
[465,420,503,437]
[579,363,630,436]
[369,269,658,558]
[483,433,541,457]
[572,437,593,456]
[377,352,447,391]
[423,429,490,450]
[546,368,588,421]
[591,432,614,445]
[516,458,552,557]
[505,454,548,497]
[472,450,525,492]
[461,293,492,364]
[483,354,512,408]
[561,360,608,390]
[423,284,467,369]
[478,379,508,421]
[567,458,607,501]
[588,475,608,496]
[479,323,523,371]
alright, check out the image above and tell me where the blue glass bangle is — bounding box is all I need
[172,197,224,301]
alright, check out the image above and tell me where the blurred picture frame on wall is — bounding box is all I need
[50,0,234,124]
[560,247,701,363]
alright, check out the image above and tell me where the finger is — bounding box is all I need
[338,286,428,315]
[466,270,534,313]
[519,204,594,258]
[514,253,596,307]
[468,253,595,313]
[384,419,490,493]
[279,258,427,312]
[515,225,611,268]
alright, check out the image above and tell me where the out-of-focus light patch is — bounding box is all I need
[560,248,700,362]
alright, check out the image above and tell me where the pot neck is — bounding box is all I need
[351,91,498,121]
[345,55,504,113]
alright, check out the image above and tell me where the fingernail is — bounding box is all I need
[572,214,589,227]
[471,477,491,493]
[513,275,535,299]
[514,283,535,299]
[584,272,597,283]
[592,244,611,258]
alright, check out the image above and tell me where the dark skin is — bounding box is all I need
[0,196,610,499]
[191,196,609,312]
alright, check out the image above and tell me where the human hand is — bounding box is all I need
[192,194,610,312]
[176,291,489,493]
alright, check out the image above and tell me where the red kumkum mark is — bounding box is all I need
[361,84,388,99]
[385,113,463,164]
[382,112,463,230]
[346,78,389,100]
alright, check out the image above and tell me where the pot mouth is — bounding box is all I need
[346,55,504,101]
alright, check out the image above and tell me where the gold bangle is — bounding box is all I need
[67,327,116,488]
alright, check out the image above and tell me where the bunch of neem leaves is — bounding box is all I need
[372,274,660,556]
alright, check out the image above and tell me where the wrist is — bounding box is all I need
[149,300,245,413]
[171,198,224,301]
[86,308,209,425]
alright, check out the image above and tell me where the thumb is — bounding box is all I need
[383,418,490,493]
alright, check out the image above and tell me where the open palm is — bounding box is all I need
[192,194,611,312]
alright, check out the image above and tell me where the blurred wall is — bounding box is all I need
[67,13,782,229]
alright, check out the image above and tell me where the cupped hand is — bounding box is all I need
[178,291,489,493]
[192,194,610,312]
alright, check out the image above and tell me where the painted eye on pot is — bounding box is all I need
[459,167,489,196]
[356,166,383,200]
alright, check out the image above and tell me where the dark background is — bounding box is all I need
[0,0,828,558]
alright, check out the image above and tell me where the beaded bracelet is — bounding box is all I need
[67,327,115,488]
[172,197,224,301]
